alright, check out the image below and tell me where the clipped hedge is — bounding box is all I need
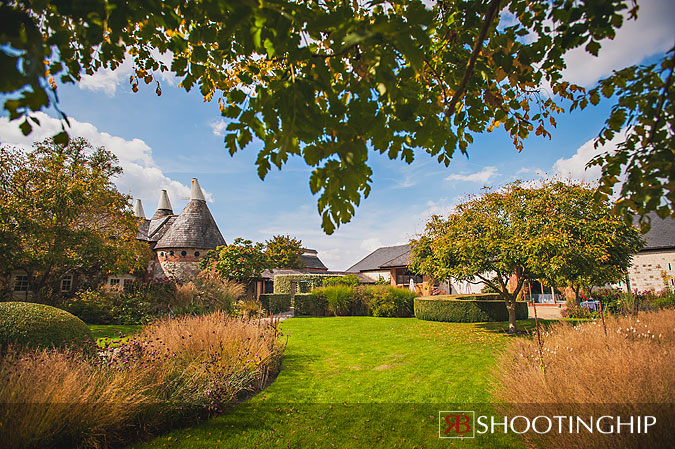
[433,293,501,301]
[414,298,528,323]
[293,293,328,316]
[259,294,292,314]
[0,302,93,349]
[273,274,333,294]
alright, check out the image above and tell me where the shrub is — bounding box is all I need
[414,298,528,322]
[273,274,332,294]
[293,293,327,316]
[235,298,264,319]
[194,272,244,313]
[259,293,292,314]
[492,309,675,449]
[360,286,416,317]
[561,305,599,319]
[0,312,285,449]
[62,289,115,324]
[0,302,93,350]
[323,274,361,287]
[317,285,354,316]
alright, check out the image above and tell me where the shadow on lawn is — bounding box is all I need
[474,318,591,336]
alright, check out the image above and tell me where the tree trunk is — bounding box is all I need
[507,297,517,333]
[573,284,581,305]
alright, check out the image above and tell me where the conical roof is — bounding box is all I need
[154,179,225,250]
[151,190,173,220]
[134,199,146,219]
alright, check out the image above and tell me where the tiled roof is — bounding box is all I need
[640,212,675,250]
[148,215,176,242]
[346,244,410,272]
[301,249,328,270]
[137,219,150,241]
[154,199,225,250]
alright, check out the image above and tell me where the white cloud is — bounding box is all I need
[515,166,546,177]
[78,51,179,96]
[0,112,214,214]
[562,0,675,87]
[78,58,134,96]
[446,166,498,183]
[552,130,627,182]
[209,119,227,137]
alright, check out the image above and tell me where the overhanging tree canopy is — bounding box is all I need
[409,180,643,332]
[2,0,672,233]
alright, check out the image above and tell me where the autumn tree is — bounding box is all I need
[2,1,671,232]
[199,238,268,282]
[264,235,304,269]
[0,138,152,302]
[409,181,643,332]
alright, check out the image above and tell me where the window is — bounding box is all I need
[123,279,133,287]
[181,250,187,257]
[169,251,174,256]
[109,278,120,286]
[194,251,200,257]
[14,275,29,292]
[60,275,73,292]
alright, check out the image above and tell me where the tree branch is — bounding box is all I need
[648,48,675,146]
[446,0,502,116]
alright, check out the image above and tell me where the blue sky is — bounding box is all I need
[1,0,673,270]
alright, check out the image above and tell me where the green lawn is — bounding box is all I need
[88,324,142,346]
[129,317,542,449]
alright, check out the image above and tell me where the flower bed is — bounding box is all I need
[0,312,284,449]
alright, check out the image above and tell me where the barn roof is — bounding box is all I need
[346,244,410,272]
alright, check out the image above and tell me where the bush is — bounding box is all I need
[561,305,599,319]
[0,302,93,350]
[493,309,675,449]
[414,298,528,322]
[0,312,285,449]
[314,285,352,316]
[62,289,115,324]
[293,293,327,316]
[235,298,264,319]
[360,286,416,317]
[294,286,416,318]
[273,274,332,294]
[323,274,361,287]
[259,293,292,314]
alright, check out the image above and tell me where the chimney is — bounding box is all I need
[190,178,206,201]
[157,189,173,212]
[134,199,146,218]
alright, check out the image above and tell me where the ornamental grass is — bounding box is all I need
[0,312,284,449]
[492,308,675,449]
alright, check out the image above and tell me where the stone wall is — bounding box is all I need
[627,249,675,292]
[151,247,205,281]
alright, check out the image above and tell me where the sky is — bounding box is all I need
[1,0,673,271]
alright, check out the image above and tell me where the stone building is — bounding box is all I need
[109,178,226,284]
[625,213,675,292]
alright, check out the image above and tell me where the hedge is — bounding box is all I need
[259,294,292,314]
[0,302,93,349]
[432,293,501,301]
[414,298,528,322]
[273,274,334,294]
[293,293,327,316]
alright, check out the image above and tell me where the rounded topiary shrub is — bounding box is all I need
[414,298,528,322]
[0,302,93,349]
